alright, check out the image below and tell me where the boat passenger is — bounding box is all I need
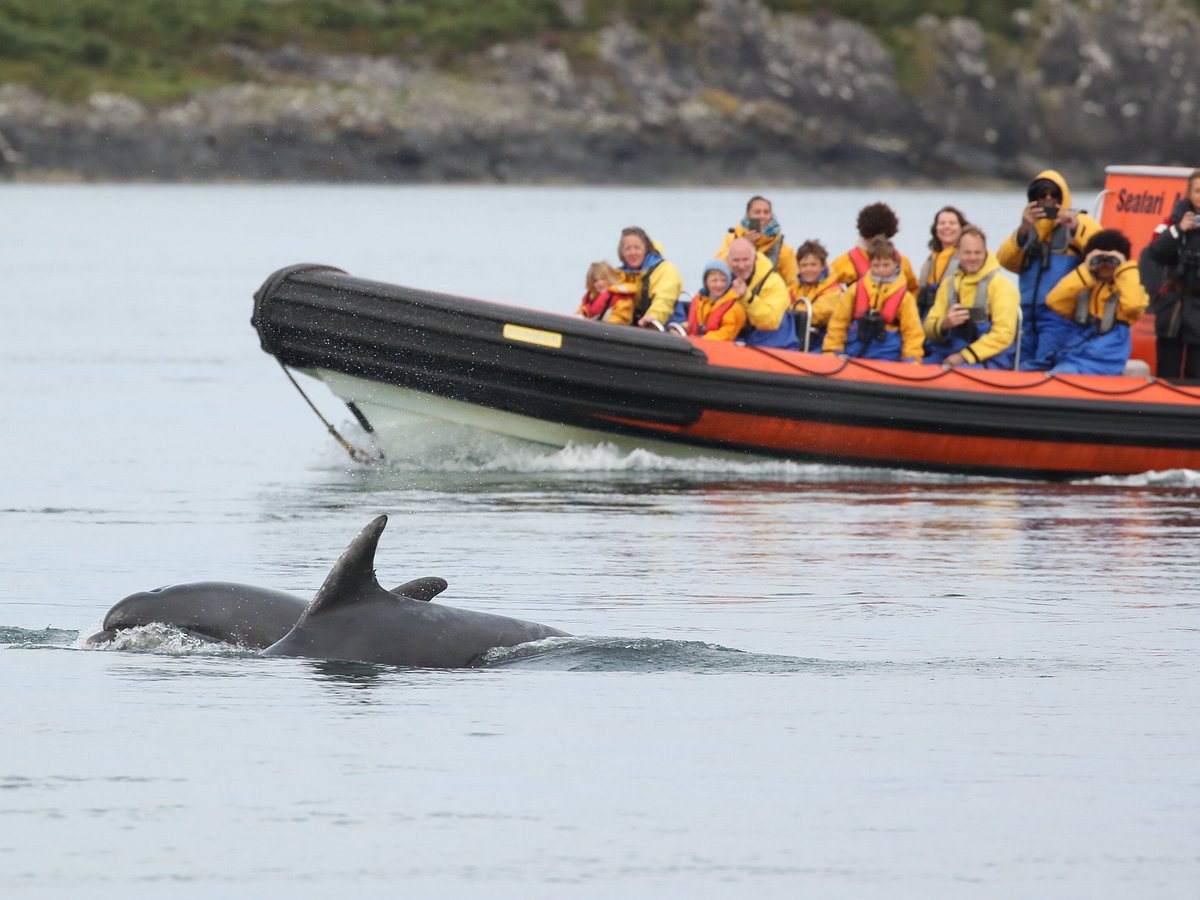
[917,206,968,319]
[613,226,684,329]
[1028,229,1148,375]
[830,202,920,293]
[823,237,924,363]
[725,237,801,350]
[923,226,1020,369]
[997,170,1101,365]
[791,239,843,351]
[684,260,747,341]
[1146,168,1200,380]
[576,261,633,324]
[715,195,800,298]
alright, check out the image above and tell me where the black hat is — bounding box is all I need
[1027,178,1063,202]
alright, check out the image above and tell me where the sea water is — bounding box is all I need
[2,184,1198,898]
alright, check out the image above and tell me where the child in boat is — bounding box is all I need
[1029,229,1148,375]
[830,202,920,293]
[684,260,747,341]
[791,239,843,351]
[576,261,634,324]
[823,237,925,363]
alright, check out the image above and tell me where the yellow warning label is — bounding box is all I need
[502,323,563,349]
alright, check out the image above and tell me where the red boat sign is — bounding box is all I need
[1095,165,1193,368]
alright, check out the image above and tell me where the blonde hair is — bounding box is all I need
[585,261,620,295]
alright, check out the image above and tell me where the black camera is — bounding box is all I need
[860,309,888,342]
[745,218,762,231]
[1041,203,1060,221]
[1089,254,1121,269]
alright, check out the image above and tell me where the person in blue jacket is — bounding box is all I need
[997,170,1101,366]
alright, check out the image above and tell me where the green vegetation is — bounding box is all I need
[0,0,1181,104]
[0,0,568,101]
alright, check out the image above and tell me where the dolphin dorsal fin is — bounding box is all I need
[302,515,390,620]
[391,577,448,602]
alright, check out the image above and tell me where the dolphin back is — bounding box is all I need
[88,581,308,648]
[262,516,569,667]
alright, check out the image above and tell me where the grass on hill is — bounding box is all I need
[0,0,1059,104]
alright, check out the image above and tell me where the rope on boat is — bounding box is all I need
[747,346,1200,401]
[277,361,373,464]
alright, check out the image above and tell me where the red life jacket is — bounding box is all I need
[853,279,907,325]
[580,289,618,319]
[848,246,870,279]
[687,291,740,336]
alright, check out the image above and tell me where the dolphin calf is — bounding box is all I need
[262,515,569,667]
[87,576,449,648]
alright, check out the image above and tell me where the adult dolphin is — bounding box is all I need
[86,576,449,649]
[261,515,569,667]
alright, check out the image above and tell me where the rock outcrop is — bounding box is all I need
[0,0,1196,184]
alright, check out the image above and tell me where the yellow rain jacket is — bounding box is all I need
[1045,261,1148,326]
[717,227,800,298]
[824,274,925,361]
[920,246,959,288]
[923,252,1020,365]
[616,242,683,326]
[730,252,792,332]
[793,271,844,328]
[688,288,747,341]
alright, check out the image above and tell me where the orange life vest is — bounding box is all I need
[687,291,740,336]
[854,280,907,325]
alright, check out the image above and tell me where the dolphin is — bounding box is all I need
[86,576,449,649]
[261,515,569,667]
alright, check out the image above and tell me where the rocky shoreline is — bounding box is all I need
[0,0,1196,186]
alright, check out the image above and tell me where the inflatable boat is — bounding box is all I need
[252,263,1200,480]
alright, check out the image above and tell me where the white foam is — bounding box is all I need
[82,623,250,657]
[1083,468,1200,488]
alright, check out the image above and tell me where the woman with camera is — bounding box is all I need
[1147,168,1200,380]
[1028,229,1148,375]
[714,195,800,298]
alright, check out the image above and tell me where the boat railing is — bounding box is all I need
[794,297,813,353]
[1012,304,1023,371]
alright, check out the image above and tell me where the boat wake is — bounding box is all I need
[338,420,988,485]
[1083,468,1200,488]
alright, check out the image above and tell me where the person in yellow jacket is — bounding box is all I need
[923,226,1020,369]
[830,202,920,293]
[1030,229,1148,375]
[790,239,843,352]
[576,261,636,324]
[682,260,747,341]
[725,237,800,349]
[996,169,1102,364]
[613,226,684,328]
[824,237,924,363]
[916,206,968,318]
[715,195,800,298]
